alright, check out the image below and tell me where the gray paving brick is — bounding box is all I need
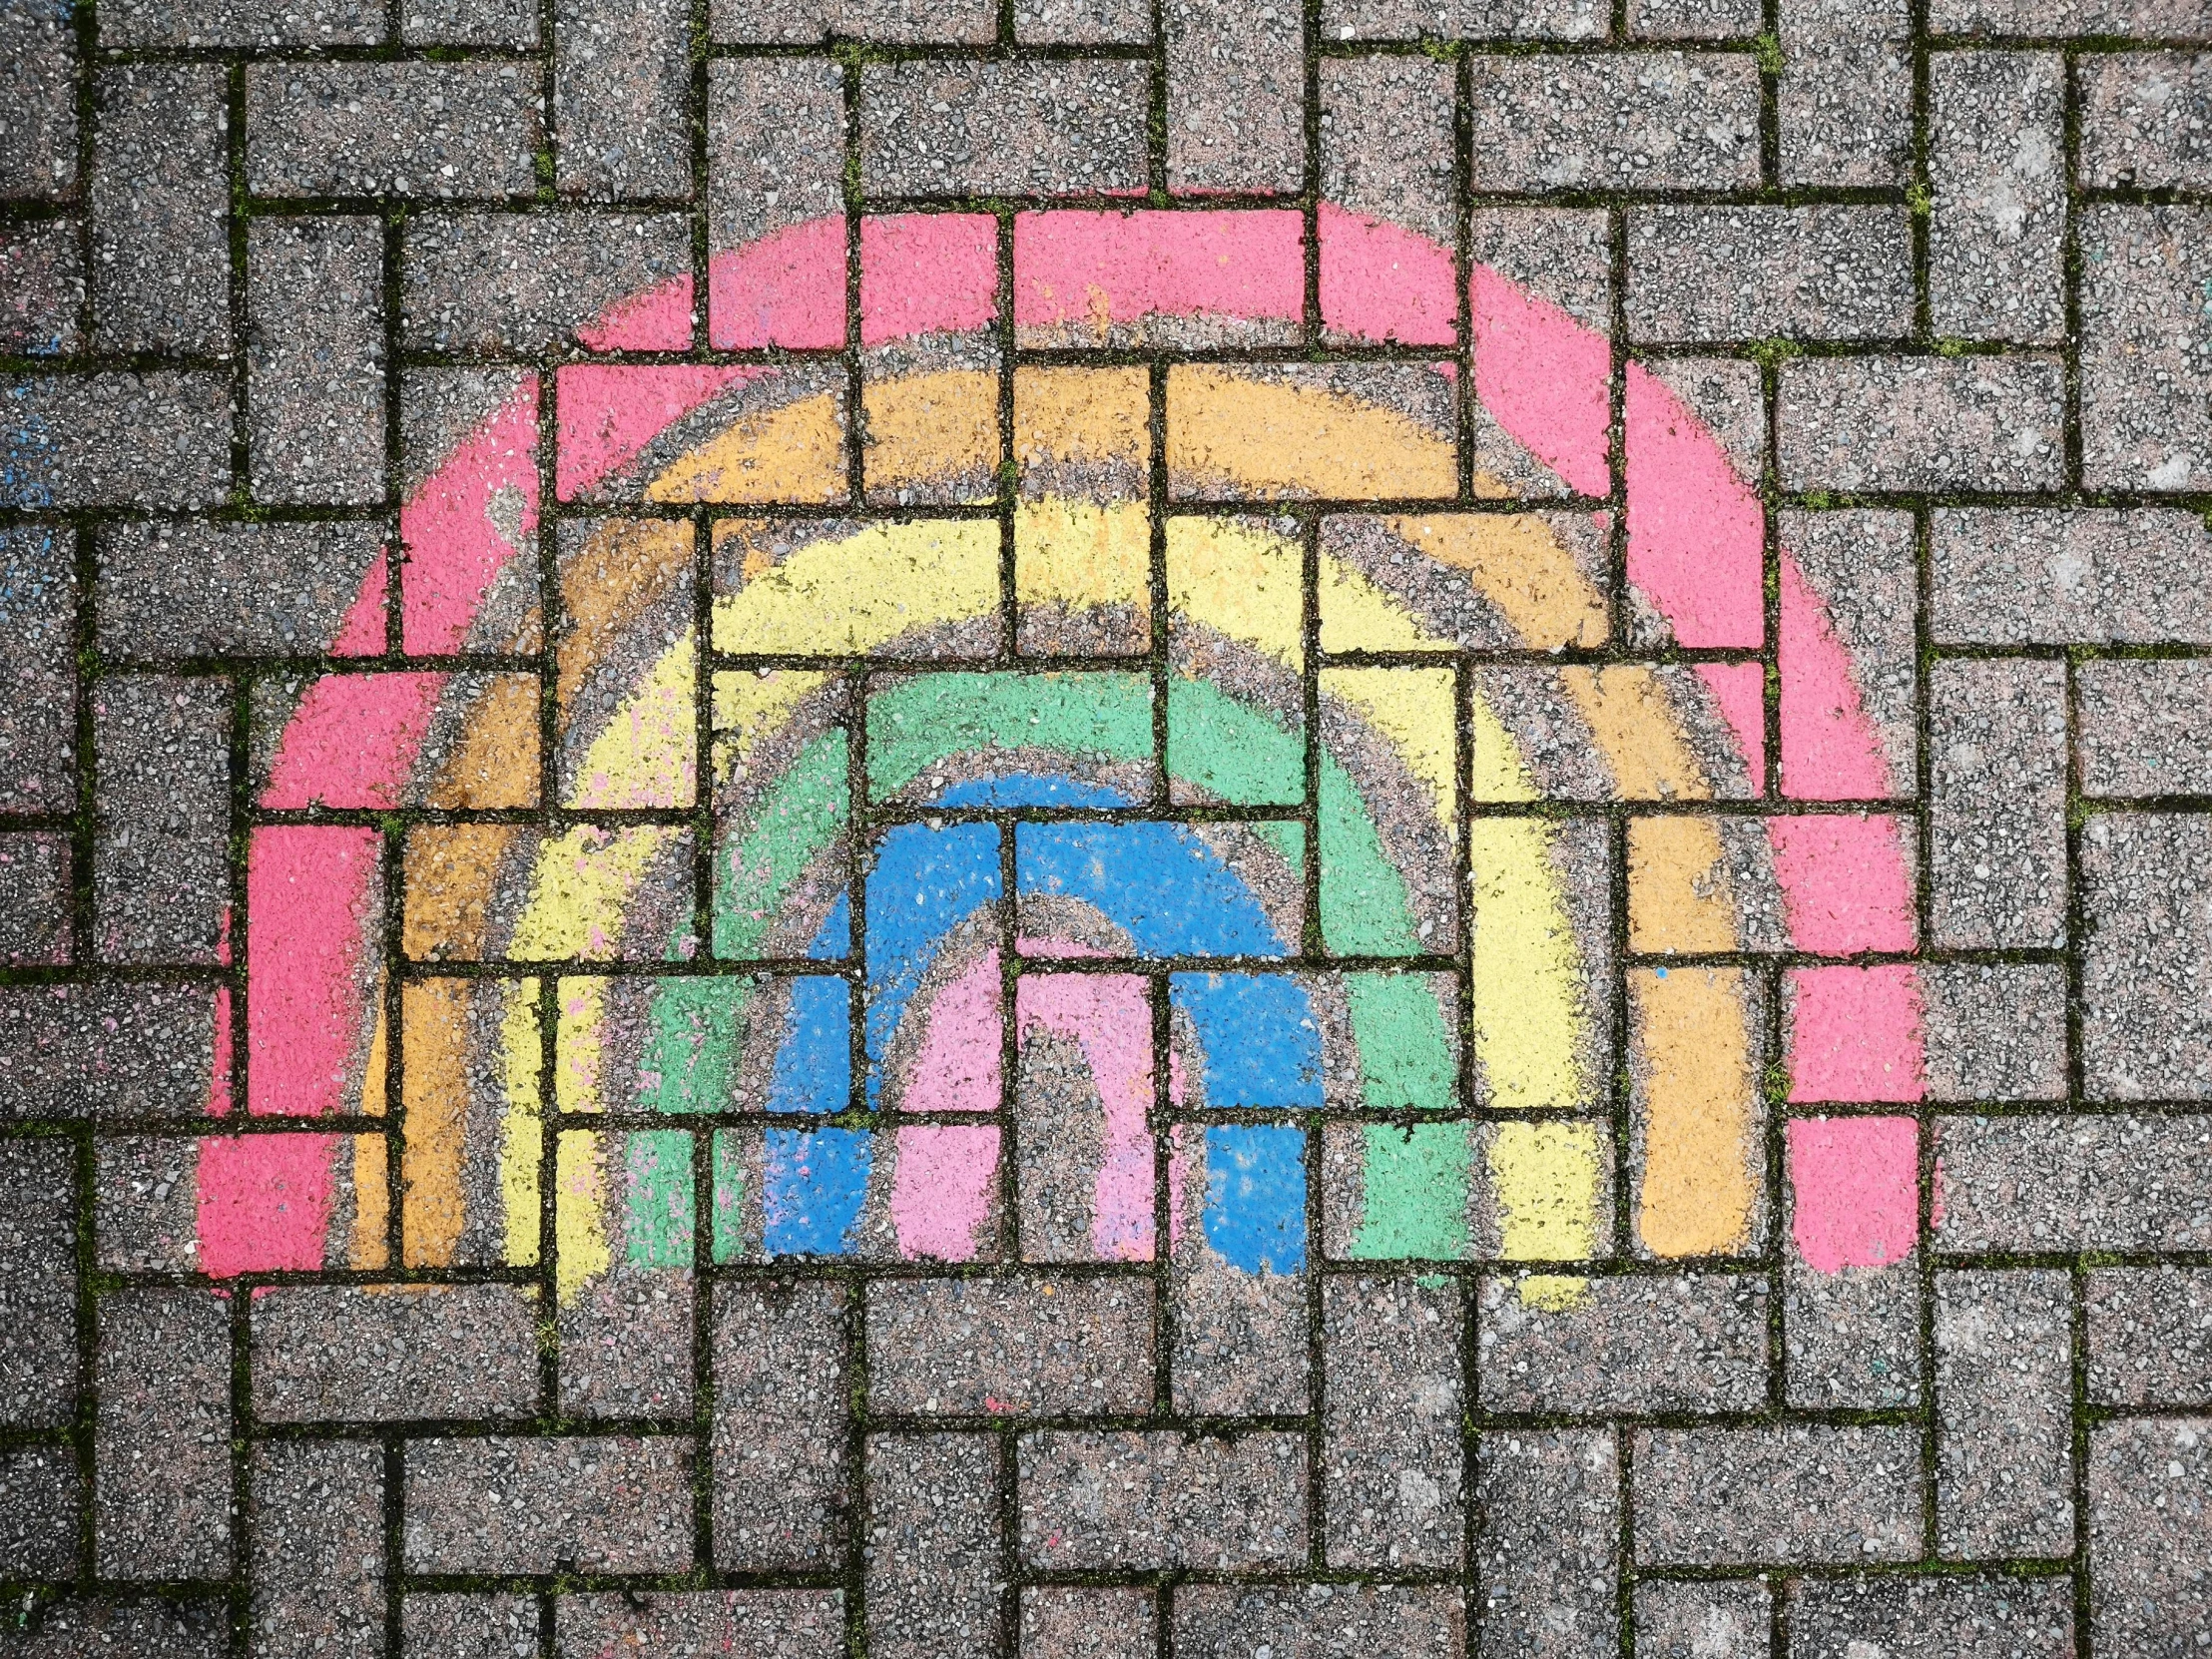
[92,67,231,357]
[1322,0,1605,39]
[1935,1268,2074,1559]
[2089,1416,2212,1654]
[1172,1257,1308,1417]
[253,1285,542,1423]
[1,986,219,1120]
[92,675,232,966]
[1931,0,2212,36]
[0,1444,81,1579]
[867,1276,1154,1417]
[2083,813,2212,1101]
[554,1591,845,1659]
[1479,1273,1768,1415]
[1932,53,2065,345]
[1785,1207,1921,1410]
[0,0,78,200]
[711,1281,849,1570]
[1324,1276,1463,1570]
[712,0,998,41]
[1468,53,1761,193]
[402,1436,694,1574]
[1922,963,2069,1102]
[101,0,383,45]
[0,833,69,964]
[555,0,691,202]
[560,1264,695,1420]
[1778,355,2067,493]
[860,61,1151,198]
[0,1599,228,1659]
[1168,0,1304,196]
[249,219,385,506]
[2080,206,2212,492]
[1934,1113,2212,1253]
[1020,1588,1156,1659]
[1017,1430,1308,1569]
[1628,207,1915,343]
[1648,356,1765,483]
[1321,55,1454,245]
[1475,1428,1617,1658]
[1929,660,2067,951]
[1,372,232,509]
[0,526,76,813]
[2088,1266,2212,1407]
[1176,1586,1466,1658]
[1781,40,1914,189]
[0,219,83,356]
[402,0,538,45]
[99,520,388,661]
[1633,1425,1920,1565]
[1630,0,1761,37]
[1788,1576,2073,1659]
[401,1594,538,1659]
[247,64,543,200]
[2078,660,2212,798]
[1933,508,2212,646]
[96,1288,233,1580]
[1635,1581,1770,1659]
[0,1140,76,1429]
[865,1433,1004,1659]
[1016,0,1151,42]
[404,212,692,355]
[93,1135,200,1273]
[1779,510,1918,800]
[251,1440,383,1659]
[2082,53,2212,190]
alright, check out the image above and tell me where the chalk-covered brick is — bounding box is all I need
[555,0,691,202]
[2081,53,2212,190]
[1470,209,1611,497]
[405,212,693,355]
[1929,659,2067,951]
[1321,55,1455,344]
[96,1288,233,1580]
[1468,54,1761,193]
[1921,964,2068,1102]
[92,676,232,966]
[1780,509,1918,800]
[2081,207,2212,492]
[1779,355,2066,493]
[1788,1576,2074,1659]
[92,67,231,356]
[250,219,386,505]
[1479,1273,1768,1414]
[1018,1430,1308,1569]
[1634,1425,1921,1564]
[867,1276,1154,1417]
[0,374,232,509]
[712,1282,849,1570]
[403,1437,693,1574]
[865,1434,1003,1659]
[2078,660,2212,797]
[707,59,844,347]
[2089,1416,2212,1654]
[1936,1269,2075,1558]
[1168,0,1304,195]
[253,1285,542,1422]
[1325,1276,1463,1569]
[0,1141,75,1429]
[1934,1114,2212,1253]
[0,0,78,199]
[1933,508,2212,646]
[1476,1429,1618,1657]
[1785,1135,1922,1410]
[2083,814,2212,1101]
[1176,1587,1466,1658]
[247,63,542,199]
[252,1440,384,1659]
[860,62,1151,198]
[2088,1267,2212,1407]
[1931,53,2066,344]
[1627,208,1915,343]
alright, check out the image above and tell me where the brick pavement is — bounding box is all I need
[3,0,2212,1654]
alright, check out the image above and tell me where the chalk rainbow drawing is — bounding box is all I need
[188,205,1927,1309]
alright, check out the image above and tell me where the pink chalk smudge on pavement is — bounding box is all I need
[1788,964,1927,1105]
[1788,1115,1920,1273]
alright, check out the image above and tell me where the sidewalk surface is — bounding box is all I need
[4,0,2212,1652]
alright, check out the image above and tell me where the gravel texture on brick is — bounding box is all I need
[253,1284,543,1422]
[2077,659,2212,798]
[0,220,83,356]
[1920,963,2068,1102]
[1930,52,2066,345]
[712,1281,849,1570]
[1017,1430,1309,1569]
[1636,1579,1771,1659]
[0,983,220,1119]
[0,526,76,812]
[1935,1113,2212,1252]
[1479,1272,1769,1415]
[99,520,389,660]
[2079,206,2212,491]
[91,66,231,357]
[1324,1275,1463,1569]
[1932,507,2212,645]
[247,63,543,199]
[1476,1428,1619,1656]
[252,1439,384,1659]
[867,1275,1154,1416]
[2089,1416,2212,1654]
[1928,658,2067,952]
[1627,207,1915,343]
[1020,1587,1157,1659]
[0,0,78,199]
[1935,1268,2075,1559]
[405,212,693,355]
[1468,53,1761,192]
[865,1433,1005,1659]
[1175,1585,1467,1657]
[1,373,233,508]
[1167,0,1305,195]
[1779,354,2067,493]
[554,0,691,203]
[1634,1425,1922,1565]
[1788,1574,2074,1659]
[2088,1266,2212,1408]
[0,1140,77,1428]
[2082,813,2212,1101]
[249,218,386,505]
[555,1591,846,1659]
[860,61,1152,198]
[402,1436,695,1573]
[401,1594,541,1659]
[0,832,70,965]
[95,1288,234,1580]
[0,1445,84,1581]
[2081,52,2212,190]
[91,675,233,965]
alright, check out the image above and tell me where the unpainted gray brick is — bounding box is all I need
[1788,1575,2074,1659]
[1175,1586,1467,1659]
[1321,55,1455,246]
[554,1591,845,1659]
[1479,1273,1768,1415]
[0,1599,228,1657]
[1784,1238,1921,1410]
[0,0,79,199]
[1020,1588,1156,1659]
[401,1594,540,1659]
[1475,1428,1617,1659]
[1017,1430,1309,1569]
[2080,206,2212,491]
[0,1445,82,1580]
[251,1440,384,1659]
[250,219,386,506]
[1629,0,1761,38]
[0,373,233,509]
[859,62,1151,198]
[93,1134,200,1273]
[711,0,998,42]
[2088,1416,2212,1655]
[1934,1113,2212,1253]
[559,1266,695,1420]
[867,1276,1154,1417]
[1932,508,2212,646]
[247,64,543,200]
[99,521,389,661]
[1936,1269,2075,1558]
[555,0,692,202]
[2087,1266,2212,1407]
[0,985,220,1119]
[0,833,69,965]
[0,526,76,813]
[1467,54,1761,193]
[92,66,231,356]
[1928,659,2067,951]
[1921,963,2068,1102]
[93,675,232,966]
[253,1285,543,1423]
[1778,355,2067,493]
[1780,40,1914,188]
[0,1141,76,1429]
[2083,813,2212,1101]
[402,0,539,45]
[712,1281,849,1570]
[2078,659,2212,797]
[1931,52,2066,344]
[402,1436,694,1574]
[1321,0,1605,40]
[865,1434,1004,1659]
[1633,1425,1921,1565]
[404,212,693,355]
[1635,1581,1771,1659]
[1016,0,1152,42]
[1325,1276,1464,1570]
[1167,0,1305,195]
[1931,0,2212,37]
[2081,52,2212,190]
[1627,208,1915,343]
[1173,1257,1308,1417]
[101,0,383,46]
[96,1287,233,1580]
[0,219,84,356]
